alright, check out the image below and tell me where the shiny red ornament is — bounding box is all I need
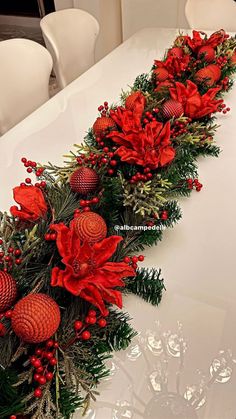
[125,91,146,112]
[168,47,183,58]
[72,211,107,244]
[154,67,169,82]
[93,116,116,136]
[11,293,61,343]
[195,64,221,86]
[162,99,184,119]
[0,271,17,312]
[198,46,215,63]
[70,167,99,195]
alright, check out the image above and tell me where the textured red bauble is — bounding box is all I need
[125,91,146,111]
[168,47,183,58]
[11,293,60,343]
[72,211,107,243]
[0,271,17,312]
[162,99,184,119]
[195,64,221,86]
[198,46,215,63]
[70,167,99,195]
[93,116,116,136]
[154,67,169,82]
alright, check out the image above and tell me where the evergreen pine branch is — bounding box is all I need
[58,386,84,419]
[125,267,165,306]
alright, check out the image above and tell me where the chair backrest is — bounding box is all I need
[0,38,52,136]
[40,8,99,89]
[185,0,236,32]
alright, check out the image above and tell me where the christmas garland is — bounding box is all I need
[1,30,236,419]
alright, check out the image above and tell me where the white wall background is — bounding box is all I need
[54,0,122,61]
[121,0,189,40]
[54,0,191,58]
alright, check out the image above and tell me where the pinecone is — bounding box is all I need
[70,167,99,195]
[162,99,184,119]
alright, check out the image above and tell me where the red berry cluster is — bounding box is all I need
[30,339,59,398]
[64,309,109,349]
[98,101,109,117]
[170,118,191,138]
[44,232,57,241]
[143,110,157,125]
[21,158,46,188]
[216,55,228,68]
[77,151,117,176]
[130,168,153,184]
[0,240,23,271]
[123,255,144,270]
[78,196,100,212]
[218,102,230,114]
[187,178,203,192]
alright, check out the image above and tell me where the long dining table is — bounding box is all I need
[1,28,236,419]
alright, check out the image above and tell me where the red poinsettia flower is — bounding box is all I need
[10,185,47,222]
[109,106,142,133]
[154,52,190,79]
[169,80,222,119]
[108,120,175,169]
[50,223,135,314]
[186,29,228,52]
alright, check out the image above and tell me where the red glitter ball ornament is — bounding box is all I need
[70,167,99,195]
[72,211,107,243]
[11,293,61,343]
[93,116,116,136]
[125,91,146,111]
[154,67,169,82]
[0,271,17,312]
[168,47,183,58]
[198,46,215,63]
[195,64,221,86]
[162,99,184,119]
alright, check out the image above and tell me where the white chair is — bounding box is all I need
[40,8,99,89]
[0,38,52,136]
[185,0,236,32]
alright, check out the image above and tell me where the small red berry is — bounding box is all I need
[38,376,47,385]
[33,373,41,382]
[33,359,42,368]
[15,258,22,265]
[46,372,54,381]
[5,310,13,318]
[110,160,117,167]
[10,416,17,419]
[36,366,44,373]
[35,348,42,356]
[46,339,54,347]
[88,316,97,325]
[98,318,107,328]
[0,323,6,337]
[81,331,91,340]
[74,320,83,330]
[107,169,114,175]
[138,255,145,262]
[132,256,138,263]
[49,357,57,366]
[25,178,31,184]
[14,249,21,256]
[50,233,57,240]
[92,197,99,204]
[88,310,96,317]
[34,388,43,398]
[40,181,46,188]
[123,256,130,263]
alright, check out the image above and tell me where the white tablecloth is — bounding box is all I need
[1,28,236,419]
